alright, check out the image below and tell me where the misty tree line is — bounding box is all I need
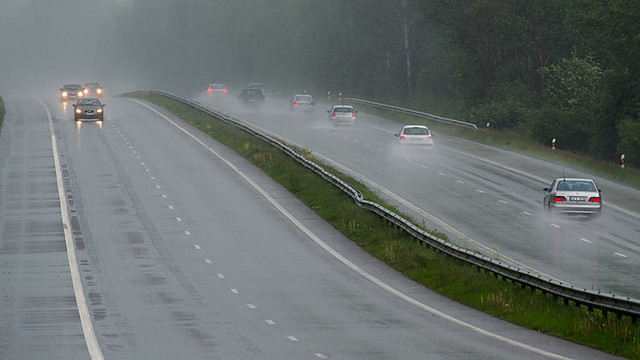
[116,0,640,167]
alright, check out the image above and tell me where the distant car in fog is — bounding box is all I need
[248,82,266,96]
[327,105,356,125]
[73,98,104,122]
[206,83,228,94]
[82,83,103,98]
[60,84,83,101]
[238,87,265,103]
[395,125,433,146]
[290,94,315,111]
[542,178,602,216]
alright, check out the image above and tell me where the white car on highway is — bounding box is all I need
[395,125,433,145]
[542,178,602,215]
[327,105,356,125]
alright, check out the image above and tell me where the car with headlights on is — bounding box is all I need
[238,87,265,103]
[60,84,83,101]
[82,82,103,98]
[73,98,104,122]
[543,178,602,215]
[395,125,433,145]
[290,94,315,111]
[327,105,356,125]
[206,83,228,95]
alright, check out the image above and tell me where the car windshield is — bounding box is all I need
[64,85,81,90]
[333,107,353,113]
[295,95,312,102]
[556,180,596,192]
[403,127,429,135]
[210,84,225,89]
[78,99,101,106]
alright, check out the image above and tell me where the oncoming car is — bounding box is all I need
[73,98,105,122]
[542,178,602,215]
[206,83,228,94]
[82,82,103,98]
[60,84,83,101]
[327,105,356,125]
[395,125,433,145]
[290,94,315,111]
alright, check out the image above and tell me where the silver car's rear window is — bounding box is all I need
[404,127,430,135]
[556,180,596,192]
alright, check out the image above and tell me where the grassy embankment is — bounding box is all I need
[127,92,639,359]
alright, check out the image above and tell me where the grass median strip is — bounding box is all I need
[126,92,640,359]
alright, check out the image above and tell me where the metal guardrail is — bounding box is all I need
[344,97,478,130]
[140,90,640,322]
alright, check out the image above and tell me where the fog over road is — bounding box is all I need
[198,93,640,300]
[0,96,619,359]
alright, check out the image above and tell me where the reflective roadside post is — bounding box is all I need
[552,138,556,150]
[327,91,331,100]
[621,154,625,169]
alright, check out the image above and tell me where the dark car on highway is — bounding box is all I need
[238,87,265,103]
[73,98,105,122]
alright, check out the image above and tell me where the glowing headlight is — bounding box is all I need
[75,108,82,114]
[62,91,68,97]
[96,108,102,113]
[83,89,89,94]
[77,92,83,97]
[97,88,102,94]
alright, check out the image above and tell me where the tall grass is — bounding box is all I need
[127,92,640,359]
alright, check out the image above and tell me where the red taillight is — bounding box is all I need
[400,135,406,140]
[351,112,355,118]
[553,196,567,202]
[427,136,432,140]
[588,197,601,203]
[293,102,298,107]
[224,89,228,93]
[332,113,336,117]
[207,88,211,93]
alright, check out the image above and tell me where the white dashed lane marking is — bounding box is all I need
[265,319,276,325]
[231,288,239,294]
[247,304,256,309]
[204,259,212,264]
[551,224,561,228]
[476,189,485,193]
[581,238,592,244]
[217,273,225,279]
[522,211,532,216]
[287,336,299,342]
[193,244,201,250]
[498,199,508,204]
[615,252,627,258]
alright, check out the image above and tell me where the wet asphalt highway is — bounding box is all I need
[200,93,640,300]
[0,96,624,359]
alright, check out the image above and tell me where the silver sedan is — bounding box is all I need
[543,178,602,215]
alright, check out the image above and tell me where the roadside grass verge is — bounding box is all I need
[355,104,640,190]
[127,92,640,359]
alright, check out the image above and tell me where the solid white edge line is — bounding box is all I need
[132,99,571,360]
[40,99,104,360]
